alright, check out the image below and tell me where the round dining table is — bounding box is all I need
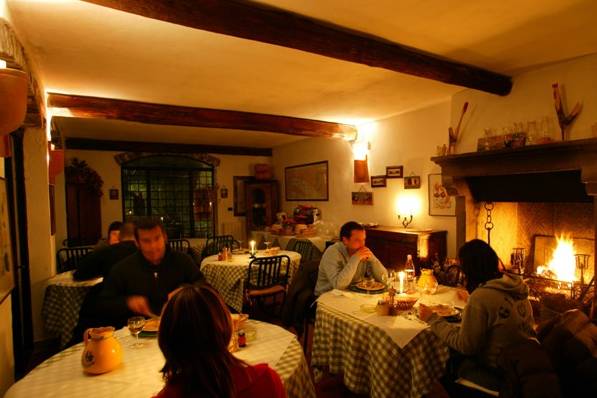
[42,271,102,347]
[312,286,465,398]
[200,250,301,312]
[6,320,315,398]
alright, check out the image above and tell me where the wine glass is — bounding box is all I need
[128,316,146,348]
[264,241,272,251]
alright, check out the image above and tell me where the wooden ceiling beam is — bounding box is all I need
[82,0,512,95]
[65,137,273,156]
[47,93,356,139]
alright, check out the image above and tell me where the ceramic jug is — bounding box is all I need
[417,269,439,295]
[81,327,123,374]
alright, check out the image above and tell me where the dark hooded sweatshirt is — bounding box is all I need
[428,273,536,368]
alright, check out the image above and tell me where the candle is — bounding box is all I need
[249,240,256,255]
[398,271,405,294]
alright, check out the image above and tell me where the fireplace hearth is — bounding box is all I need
[432,137,597,320]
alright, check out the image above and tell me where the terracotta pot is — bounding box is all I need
[0,67,27,136]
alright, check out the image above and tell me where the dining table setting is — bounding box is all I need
[312,272,468,398]
[42,270,103,347]
[200,248,301,312]
[5,317,315,398]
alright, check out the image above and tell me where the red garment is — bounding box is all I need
[153,363,286,398]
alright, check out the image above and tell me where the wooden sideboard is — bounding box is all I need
[365,227,447,270]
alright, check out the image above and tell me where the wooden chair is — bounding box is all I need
[168,238,191,253]
[201,235,239,258]
[444,264,465,287]
[56,246,94,273]
[245,255,291,317]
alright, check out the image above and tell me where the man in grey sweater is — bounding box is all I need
[315,221,388,296]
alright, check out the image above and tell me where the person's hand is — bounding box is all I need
[357,247,373,262]
[126,295,152,317]
[456,289,469,302]
[418,303,434,322]
[167,287,182,301]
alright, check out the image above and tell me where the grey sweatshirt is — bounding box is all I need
[314,242,388,296]
[428,273,536,368]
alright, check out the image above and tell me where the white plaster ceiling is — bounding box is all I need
[7,0,597,147]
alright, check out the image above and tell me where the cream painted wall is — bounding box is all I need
[0,152,14,394]
[273,101,458,257]
[453,53,597,154]
[23,127,55,341]
[0,295,14,395]
[55,150,272,246]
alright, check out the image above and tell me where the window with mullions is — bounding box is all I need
[122,155,215,238]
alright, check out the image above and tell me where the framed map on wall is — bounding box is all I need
[285,161,329,201]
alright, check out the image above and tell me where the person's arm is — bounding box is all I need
[320,247,362,290]
[368,252,388,282]
[427,300,489,355]
[73,249,104,281]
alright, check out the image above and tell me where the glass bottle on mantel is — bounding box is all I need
[404,254,416,282]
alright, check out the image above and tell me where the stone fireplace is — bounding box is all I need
[432,138,597,319]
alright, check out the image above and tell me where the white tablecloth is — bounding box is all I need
[200,251,301,312]
[6,320,315,398]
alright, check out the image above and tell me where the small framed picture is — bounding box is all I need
[386,165,404,179]
[352,191,373,205]
[404,175,421,189]
[429,174,456,216]
[109,188,119,200]
[370,175,387,188]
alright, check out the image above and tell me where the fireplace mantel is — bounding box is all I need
[431,137,597,195]
[431,137,597,318]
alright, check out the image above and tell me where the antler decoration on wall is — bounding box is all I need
[448,102,469,155]
[552,83,582,141]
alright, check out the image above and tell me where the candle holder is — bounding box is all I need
[398,214,413,228]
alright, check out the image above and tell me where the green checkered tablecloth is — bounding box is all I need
[6,320,315,398]
[42,271,102,347]
[312,302,450,398]
[201,251,301,312]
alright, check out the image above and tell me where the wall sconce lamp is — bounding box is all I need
[0,59,28,136]
[396,195,421,229]
[352,140,370,183]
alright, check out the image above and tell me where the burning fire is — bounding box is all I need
[537,236,577,282]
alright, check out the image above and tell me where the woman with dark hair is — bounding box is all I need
[154,284,286,398]
[419,239,535,391]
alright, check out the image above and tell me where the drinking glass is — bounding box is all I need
[128,316,146,348]
[264,241,272,251]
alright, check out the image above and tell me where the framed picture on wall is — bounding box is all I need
[428,174,456,216]
[370,175,387,188]
[285,161,329,201]
[233,176,253,216]
[0,178,15,304]
[386,165,404,178]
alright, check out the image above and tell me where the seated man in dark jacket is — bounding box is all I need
[74,222,138,281]
[95,219,205,327]
[70,222,139,344]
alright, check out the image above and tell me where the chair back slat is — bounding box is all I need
[56,246,94,273]
[247,255,290,290]
[168,239,191,253]
[202,235,238,257]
